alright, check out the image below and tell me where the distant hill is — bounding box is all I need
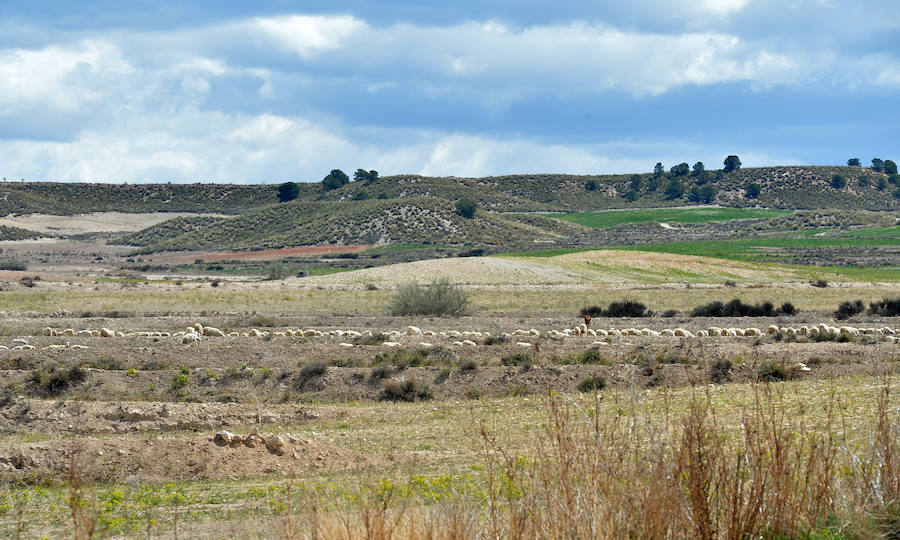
[3,166,898,218]
[122,197,572,252]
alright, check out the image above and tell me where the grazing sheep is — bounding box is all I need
[228,332,240,337]
[248,329,262,337]
[745,328,762,337]
[10,338,28,348]
[338,343,354,348]
[591,341,608,346]
[202,327,226,337]
[418,343,433,348]
[181,331,201,344]
[43,327,54,336]
[451,341,464,347]
[529,329,540,336]
[382,341,402,347]
[516,341,533,347]
[767,325,780,335]
[661,329,676,337]
[461,339,477,347]
[696,330,709,337]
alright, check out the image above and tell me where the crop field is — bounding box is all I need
[544,207,791,228]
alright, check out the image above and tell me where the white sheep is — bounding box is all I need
[515,341,532,347]
[382,341,402,347]
[339,343,354,348]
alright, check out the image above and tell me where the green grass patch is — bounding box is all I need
[840,225,900,238]
[544,207,790,228]
[614,237,900,260]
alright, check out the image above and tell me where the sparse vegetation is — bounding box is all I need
[576,375,606,392]
[388,278,470,317]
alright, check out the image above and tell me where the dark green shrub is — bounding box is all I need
[382,378,433,402]
[831,174,846,189]
[869,297,900,317]
[389,278,470,317]
[584,180,598,191]
[691,299,776,317]
[0,260,26,271]
[835,300,865,320]
[577,375,606,392]
[811,279,828,288]
[661,309,679,317]
[580,305,604,317]
[745,183,761,199]
[500,352,532,368]
[664,178,684,200]
[28,364,86,396]
[300,361,327,379]
[276,181,299,202]
[603,300,650,318]
[758,360,790,382]
[455,198,477,218]
[858,175,870,187]
[572,349,608,365]
[778,302,797,315]
[622,189,639,202]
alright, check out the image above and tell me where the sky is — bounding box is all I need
[0,1,898,183]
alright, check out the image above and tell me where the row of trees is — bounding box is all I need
[847,157,897,174]
[322,168,379,192]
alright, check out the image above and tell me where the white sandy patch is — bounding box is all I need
[0,212,226,234]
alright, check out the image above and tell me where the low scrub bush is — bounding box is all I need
[500,352,532,368]
[389,278,470,317]
[758,360,793,382]
[382,378,433,402]
[577,375,606,392]
[0,260,26,271]
[570,349,609,365]
[691,298,777,317]
[581,300,650,318]
[299,361,327,379]
[28,364,86,396]
[869,297,900,317]
[708,359,733,384]
[373,348,433,369]
[835,300,865,320]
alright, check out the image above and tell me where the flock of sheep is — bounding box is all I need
[17,321,899,352]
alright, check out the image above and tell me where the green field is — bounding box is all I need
[543,207,791,228]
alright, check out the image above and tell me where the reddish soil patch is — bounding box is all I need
[199,245,372,262]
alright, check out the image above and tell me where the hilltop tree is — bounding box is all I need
[723,155,742,172]
[654,162,664,177]
[354,169,379,183]
[276,181,300,202]
[322,169,350,191]
[885,160,898,175]
[670,162,690,177]
[847,158,861,167]
[664,178,685,199]
[872,158,885,172]
[692,162,705,175]
[745,182,761,199]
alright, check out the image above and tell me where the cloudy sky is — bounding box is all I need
[1,1,898,183]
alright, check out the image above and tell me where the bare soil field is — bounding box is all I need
[0,212,225,235]
[198,245,372,262]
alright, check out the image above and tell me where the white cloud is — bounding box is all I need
[248,15,366,58]
[0,40,132,114]
[701,0,753,16]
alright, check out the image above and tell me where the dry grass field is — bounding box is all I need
[2,238,900,538]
